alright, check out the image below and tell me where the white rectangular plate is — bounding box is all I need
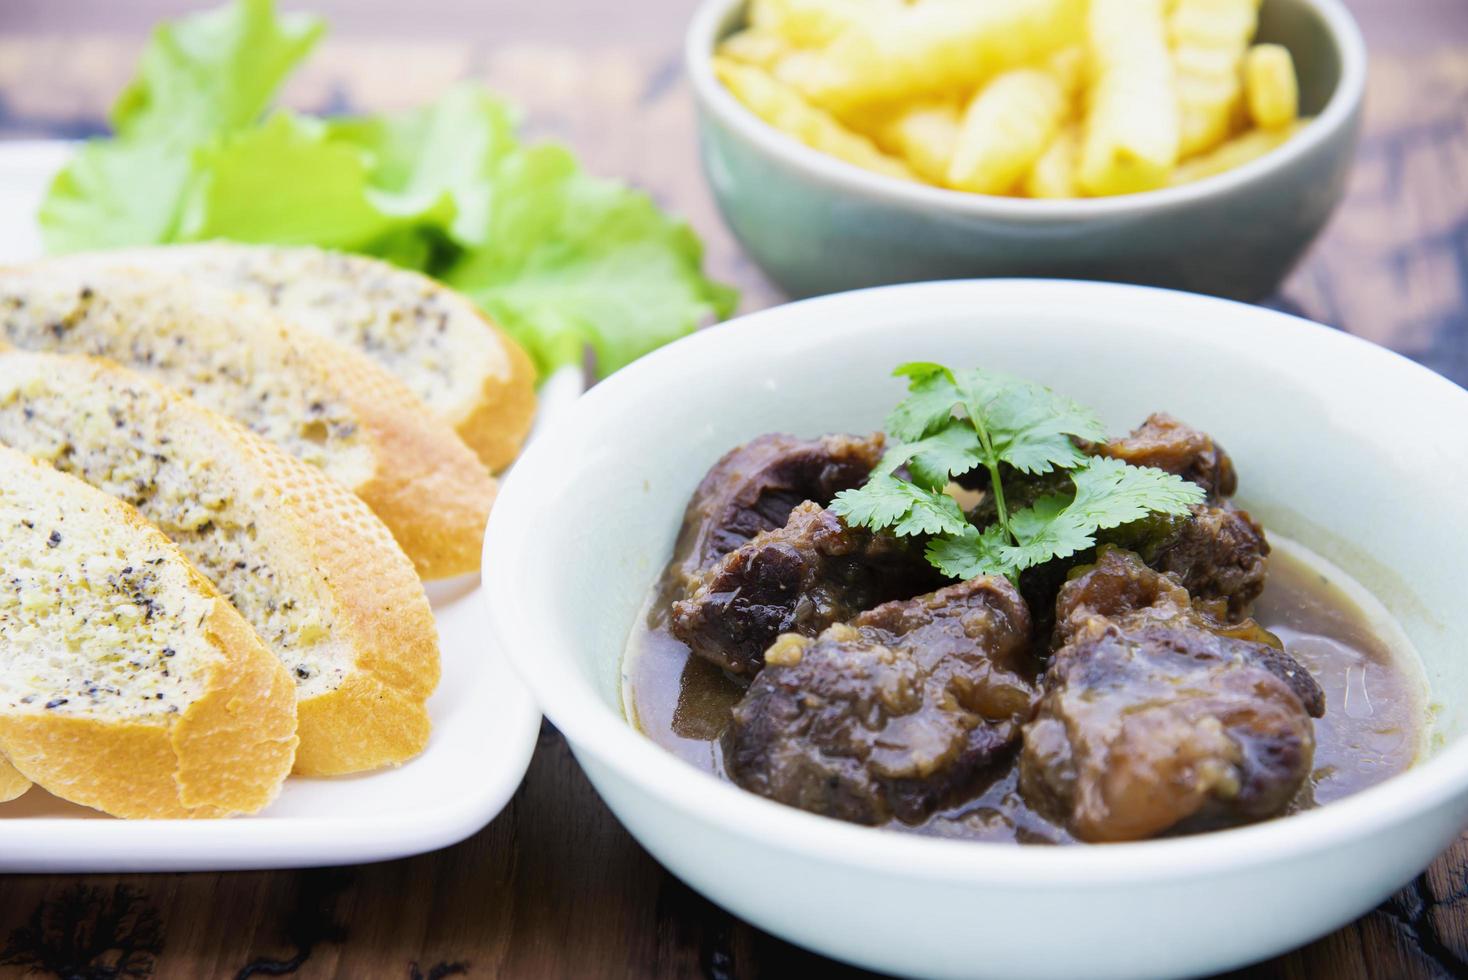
[0,140,546,871]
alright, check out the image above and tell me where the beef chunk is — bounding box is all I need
[1094,412,1237,499]
[969,414,1269,625]
[660,432,885,603]
[1094,414,1267,618]
[1019,549,1323,842]
[724,577,1038,825]
[1110,503,1270,621]
[670,502,941,675]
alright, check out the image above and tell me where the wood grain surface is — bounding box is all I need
[0,1,1466,977]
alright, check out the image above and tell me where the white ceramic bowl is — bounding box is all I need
[483,280,1468,980]
[686,0,1366,302]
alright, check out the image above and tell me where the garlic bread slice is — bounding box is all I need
[0,351,441,776]
[80,244,538,472]
[0,445,297,818]
[0,264,495,580]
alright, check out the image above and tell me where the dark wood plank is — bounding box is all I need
[0,2,1463,978]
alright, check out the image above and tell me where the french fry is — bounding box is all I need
[1245,43,1300,129]
[1169,0,1261,158]
[713,57,916,181]
[748,0,897,49]
[1048,44,1087,99]
[1169,120,1303,185]
[1170,0,1259,48]
[718,29,792,70]
[1079,0,1180,196]
[1024,123,1081,198]
[1174,71,1243,158]
[781,0,1085,113]
[948,69,1067,194]
[720,0,1296,197]
[875,100,962,184]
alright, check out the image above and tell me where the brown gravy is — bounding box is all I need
[622,537,1426,844]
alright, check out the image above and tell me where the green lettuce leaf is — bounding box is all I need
[111,0,324,141]
[37,0,737,381]
[443,145,737,375]
[41,0,323,253]
[326,84,519,246]
[39,140,193,253]
[177,112,452,249]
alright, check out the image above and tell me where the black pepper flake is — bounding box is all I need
[294,667,310,679]
[46,530,61,548]
[44,698,67,709]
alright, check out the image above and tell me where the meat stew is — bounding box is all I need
[623,408,1427,844]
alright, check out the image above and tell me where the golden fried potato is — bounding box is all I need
[781,0,1085,112]
[710,0,1302,197]
[1170,0,1260,48]
[949,69,1067,195]
[1025,123,1082,198]
[714,57,916,180]
[718,29,792,69]
[1047,44,1087,99]
[875,100,962,184]
[748,0,897,49]
[1245,43,1300,129]
[1169,120,1303,185]
[1080,0,1180,196]
[1169,0,1261,157]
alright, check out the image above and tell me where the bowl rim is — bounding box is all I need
[485,278,1468,886]
[683,0,1367,220]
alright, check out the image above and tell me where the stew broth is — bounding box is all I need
[622,536,1427,844]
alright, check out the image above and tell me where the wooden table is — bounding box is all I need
[0,1,1465,976]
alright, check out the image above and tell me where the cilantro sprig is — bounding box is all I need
[830,363,1206,581]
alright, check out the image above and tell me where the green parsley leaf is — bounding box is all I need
[885,363,961,441]
[839,360,1209,584]
[926,524,1014,580]
[1001,457,1206,572]
[873,425,985,490]
[952,369,1106,475]
[830,476,969,538]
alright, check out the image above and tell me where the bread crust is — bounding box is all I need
[0,759,30,802]
[330,346,499,581]
[0,353,441,776]
[225,395,440,775]
[0,452,298,818]
[455,314,539,473]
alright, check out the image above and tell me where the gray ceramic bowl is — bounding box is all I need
[686,0,1366,302]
